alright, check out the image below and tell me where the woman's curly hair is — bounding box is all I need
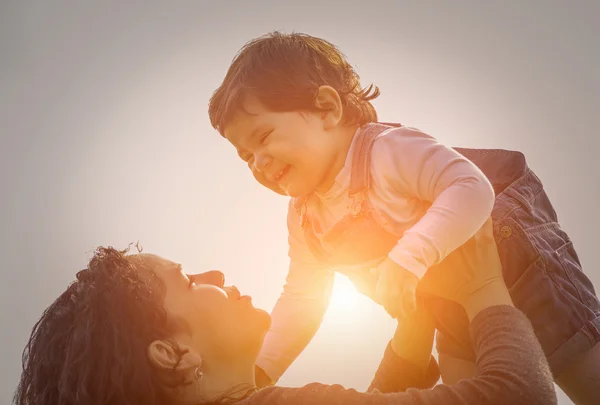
[14,244,185,405]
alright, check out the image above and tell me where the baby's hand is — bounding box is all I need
[255,365,273,388]
[374,258,419,320]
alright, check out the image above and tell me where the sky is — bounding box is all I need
[1,1,599,404]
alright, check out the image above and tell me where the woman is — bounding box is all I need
[15,221,558,404]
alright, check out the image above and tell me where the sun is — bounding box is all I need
[328,273,365,313]
[323,273,377,324]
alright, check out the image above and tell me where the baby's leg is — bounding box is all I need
[438,354,476,384]
[491,179,600,404]
[555,342,600,405]
[433,322,477,385]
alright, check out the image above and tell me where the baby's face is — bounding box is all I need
[224,97,343,197]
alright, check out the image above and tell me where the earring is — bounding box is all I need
[194,365,203,381]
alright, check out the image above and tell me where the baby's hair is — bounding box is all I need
[14,244,187,405]
[209,31,380,135]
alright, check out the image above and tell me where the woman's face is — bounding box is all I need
[138,253,271,362]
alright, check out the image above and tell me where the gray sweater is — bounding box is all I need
[240,306,557,405]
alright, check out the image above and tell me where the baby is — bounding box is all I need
[208,32,600,404]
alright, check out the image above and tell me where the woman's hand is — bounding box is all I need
[416,217,513,319]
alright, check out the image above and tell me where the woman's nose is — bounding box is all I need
[223,285,241,300]
[192,270,224,288]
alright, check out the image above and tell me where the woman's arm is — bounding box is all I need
[396,301,556,405]
[248,221,557,405]
[249,298,556,405]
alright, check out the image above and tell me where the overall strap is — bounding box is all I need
[309,123,404,254]
[347,122,402,215]
[454,148,528,196]
[294,122,402,263]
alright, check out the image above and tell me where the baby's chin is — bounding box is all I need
[261,179,313,198]
[261,181,288,196]
[279,181,316,198]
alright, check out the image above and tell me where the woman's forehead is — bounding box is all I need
[129,253,179,273]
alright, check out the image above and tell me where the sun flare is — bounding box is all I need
[328,273,365,312]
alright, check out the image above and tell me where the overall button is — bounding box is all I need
[349,202,363,216]
[500,225,512,238]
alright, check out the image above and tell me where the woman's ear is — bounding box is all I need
[147,340,202,373]
[313,85,343,130]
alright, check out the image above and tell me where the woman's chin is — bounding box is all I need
[240,310,271,354]
[254,308,272,331]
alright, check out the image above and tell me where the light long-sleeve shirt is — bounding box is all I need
[257,125,496,381]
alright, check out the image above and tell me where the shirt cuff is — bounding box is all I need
[388,246,429,279]
[256,353,284,383]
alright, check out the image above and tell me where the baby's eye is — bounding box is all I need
[259,130,272,144]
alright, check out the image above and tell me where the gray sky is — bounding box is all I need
[1,1,599,404]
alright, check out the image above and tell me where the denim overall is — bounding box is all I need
[294,123,600,377]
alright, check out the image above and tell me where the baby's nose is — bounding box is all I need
[253,153,272,172]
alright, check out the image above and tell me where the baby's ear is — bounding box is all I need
[147,340,202,373]
[314,85,343,130]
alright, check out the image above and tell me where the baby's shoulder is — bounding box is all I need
[370,125,435,161]
[373,125,434,145]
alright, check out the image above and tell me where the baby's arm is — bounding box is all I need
[256,201,335,383]
[257,261,334,383]
[372,127,495,279]
[368,310,439,393]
